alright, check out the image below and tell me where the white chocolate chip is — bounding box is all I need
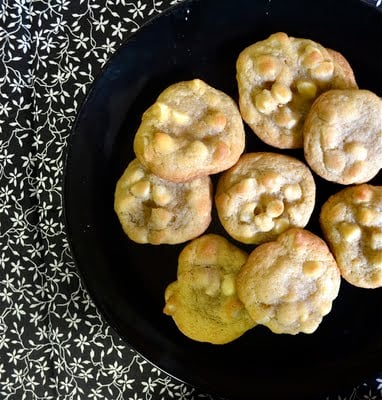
[352,185,373,204]
[153,132,177,155]
[324,150,346,172]
[221,274,236,296]
[185,140,209,159]
[283,183,302,202]
[296,80,317,99]
[277,303,297,326]
[213,141,230,162]
[190,79,207,95]
[275,107,299,129]
[155,102,170,121]
[130,180,150,198]
[218,193,236,217]
[321,127,338,149]
[274,218,290,234]
[371,230,382,250]
[254,55,281,81]
[338,222,362,242]
[232,178,256,196]
[344,142,368,161]
[132,228,148,243]
[204,272,221,297]
[302,46,323,69]
[271,83,292,104]
[163,299,176,315]
[319,301,332,316]
[125,168,145,186]
[117,194,135,210]
[283,287,300,302]
[266,199,285,218]
[186,189,200,207]
[303,260,325,279]
[239,202,257,223]
[150,208,172,230]
[297,303,310,323]
[255,89,278,115]
[152,185,172,206]
[204,91,221,107]
[237,224,255,238]
[310,61,334,81]
[191,268,220,296]
[259,171,283,192]
[329,202,347,223]
[345,161,366,181]
[206,112,227,131]
[154,102,191,125]
[251,304,272,324]
[254,213,274,232]
[301,319,320,334]
[287,205,303,222]
[171,109,191,125]
[357,207,380,227]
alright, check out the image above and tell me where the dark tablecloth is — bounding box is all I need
[1,0,381,399]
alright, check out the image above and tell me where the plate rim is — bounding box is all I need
[63,0,382,399]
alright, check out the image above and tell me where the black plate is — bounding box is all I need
[64,0,382,399]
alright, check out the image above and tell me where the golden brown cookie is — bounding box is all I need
[236,32,358,149]
[236,228,341,335]
[327,48,356,83]
[133,79,245,182]
[320,184,382,288]
[304,89,382,184]
[215,152,316,244]
[163,234,255,344]
[114,159,212,244]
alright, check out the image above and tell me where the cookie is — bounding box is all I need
[320,184,382,288]
[133,79,245,182]
[236,32,358,149]
[327,48,357,82]
[304,89,382,184]
[236,228,341,335]
[114,159,212,244]
[215,152,316,244]
[163,234,256,344]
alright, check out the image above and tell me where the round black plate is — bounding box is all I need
[64,0,382,399]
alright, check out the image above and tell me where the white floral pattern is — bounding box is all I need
[0,0,381,399]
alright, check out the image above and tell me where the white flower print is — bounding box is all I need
[128,1,147,18]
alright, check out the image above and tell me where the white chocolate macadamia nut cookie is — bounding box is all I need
[163,234,256,344]
[236,32,357,149]
[304,89,382,184]
[215,152,316,244]
[236,228,341,335]
[133,79,245,182]
[320,184,382,289]
[114,159,212,244]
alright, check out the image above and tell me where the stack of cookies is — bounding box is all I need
[115,32,382,344]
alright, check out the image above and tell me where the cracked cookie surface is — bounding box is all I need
[114,159,212,244]
[304,89,382,184]
[236,32,357,149]
[320,184,382,288]
[236,228,341,335]
[215,152,316,244]
[163,234,255,344]
[134,79,245,182]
